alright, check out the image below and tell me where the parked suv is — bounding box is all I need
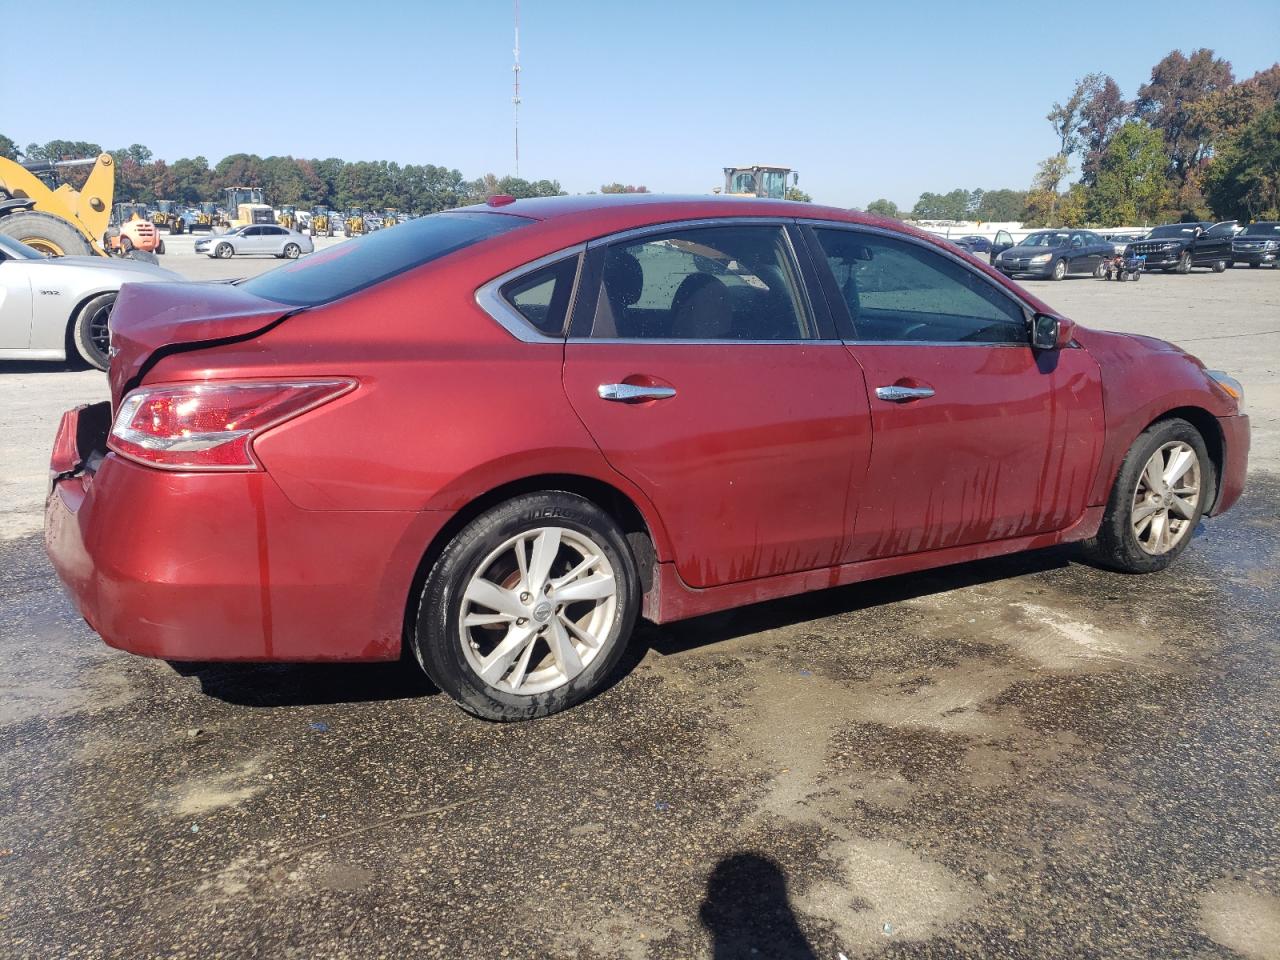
[1231,222,1279,268]
[1125,222,1237,273]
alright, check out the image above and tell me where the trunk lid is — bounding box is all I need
[108,281,297,406]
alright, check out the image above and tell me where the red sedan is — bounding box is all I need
[45,195,1249,720]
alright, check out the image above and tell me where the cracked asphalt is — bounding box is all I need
[1,255,1277,958]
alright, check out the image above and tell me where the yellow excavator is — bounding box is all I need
[0,153,116,256]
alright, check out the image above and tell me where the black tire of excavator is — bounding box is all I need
[0,210,94,257]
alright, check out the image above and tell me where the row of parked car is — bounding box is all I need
[946,221,1279,280]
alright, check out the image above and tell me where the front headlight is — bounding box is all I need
[1265,241,1278,250]
[1206,370,1245,414]
[1031,253,1052,264]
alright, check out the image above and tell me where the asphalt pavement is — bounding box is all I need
[0,245,1276,958]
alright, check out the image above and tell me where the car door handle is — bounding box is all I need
[875,385,935,402]
[598,383,677,403]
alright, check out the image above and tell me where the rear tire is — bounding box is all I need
[283,242,301,259]
[413,492,640,721]
[1082,418,1212,574]
[0,210,94,257]
[71,292,115,371]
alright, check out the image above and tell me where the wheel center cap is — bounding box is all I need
[532,601,553,623]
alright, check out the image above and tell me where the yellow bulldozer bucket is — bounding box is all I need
[0,153,115,256]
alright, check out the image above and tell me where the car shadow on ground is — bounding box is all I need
[179,545,1076,710]
[0,360,83,374]
[630,545,1075,663]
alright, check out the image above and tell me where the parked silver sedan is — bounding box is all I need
[0,235,183,371]
[194,225,314,259]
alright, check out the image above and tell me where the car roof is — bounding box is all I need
[455,192,866,225]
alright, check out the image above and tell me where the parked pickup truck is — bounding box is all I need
[1125,221,1238,273]
[1231,221,1279,268]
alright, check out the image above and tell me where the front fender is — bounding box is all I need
[1075,328,1237,506]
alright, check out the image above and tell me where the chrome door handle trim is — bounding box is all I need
[598,383,677,403]
[875,385,935,402]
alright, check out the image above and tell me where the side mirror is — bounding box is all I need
[1030,313,1074,351]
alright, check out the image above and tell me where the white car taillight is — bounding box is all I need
[108,379,355,470]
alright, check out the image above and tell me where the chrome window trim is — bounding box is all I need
[474,243,586,343]
[572,217,822,343]
[796,218,1039,339]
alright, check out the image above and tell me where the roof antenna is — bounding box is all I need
[512,0,522,178]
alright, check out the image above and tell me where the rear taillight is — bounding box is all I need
[108,379,355,471]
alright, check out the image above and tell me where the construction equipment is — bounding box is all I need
[190,201,217,232]
[383,208,401,228]
[309,206,333,237]
[150,200,186,234]
[223,186,275,228]
[105,203,164,260]
[343,208,368,237]
[278,205,298,230]
[720,165,797,200]
[0,153,115,256]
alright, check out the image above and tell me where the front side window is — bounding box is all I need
[586,225,813,341]
[815,228,1026,344]
[500,256,579,336]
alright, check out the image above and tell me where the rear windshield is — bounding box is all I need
[240,210,529,306]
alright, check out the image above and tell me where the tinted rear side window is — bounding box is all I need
[240,211,529,306]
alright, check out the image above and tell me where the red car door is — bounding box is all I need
[807,225,1103,561]
[561,222,872,588]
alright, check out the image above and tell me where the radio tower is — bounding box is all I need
[512,0,522,177]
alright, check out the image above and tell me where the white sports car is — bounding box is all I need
[0,234,184,371]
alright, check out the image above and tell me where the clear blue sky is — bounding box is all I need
[4,1,1277,208]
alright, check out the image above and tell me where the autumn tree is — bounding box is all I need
[1135,49,1235,184]
[1076,74,1129,185]
[1023,155,1071,226]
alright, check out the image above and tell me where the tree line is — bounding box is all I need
[865,51,1278,227]
[0,138,567,213]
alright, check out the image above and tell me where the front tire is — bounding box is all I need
[1050,258,1067,281]
[413,492,640,721]
[215,242,234,259]
[1212,259,1227,273]
[1082,418,1212,574]
[1175,251,1192,274]
[71,292,115,371]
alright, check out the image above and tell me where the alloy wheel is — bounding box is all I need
[459,527,619,695]
[87,301,112,363]
[1131,441,1201,555]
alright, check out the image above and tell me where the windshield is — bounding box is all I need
[239,209,529,306]
[1021,232,1069,247]
[1148,224,1199,239]
[0,235,42,260]
[1243,223,1280,237]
